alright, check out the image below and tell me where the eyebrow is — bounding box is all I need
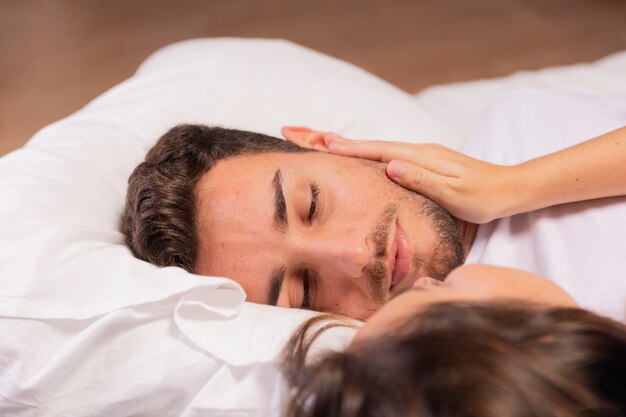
[268,170,288,306]
[272,169,288,233]
[268,266,286,306]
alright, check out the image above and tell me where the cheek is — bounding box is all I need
[444,272,495,299]
[353,291,447,343]
[445,265,531,300]
[352,309,402,345]
[314,156,419,227]
[340,163,398,204]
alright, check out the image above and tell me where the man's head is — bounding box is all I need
[123,125,464,319]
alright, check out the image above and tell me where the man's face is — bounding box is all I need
[195,151,464,319]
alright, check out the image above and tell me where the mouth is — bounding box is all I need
[388,221,411,293]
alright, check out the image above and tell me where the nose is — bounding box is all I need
[296,230,370,278]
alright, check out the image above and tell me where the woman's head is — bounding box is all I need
[283,302,626,417]
[355,264,578,343]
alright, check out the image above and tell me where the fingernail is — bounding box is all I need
[324,132,340,147]
[388,161,404,177]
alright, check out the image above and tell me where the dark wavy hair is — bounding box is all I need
[283,302,626,417]
[121,124,311,271]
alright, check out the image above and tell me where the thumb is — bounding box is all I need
[386,160,446,200]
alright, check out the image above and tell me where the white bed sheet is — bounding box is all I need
[1,38,625,416]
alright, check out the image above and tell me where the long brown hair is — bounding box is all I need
[283,302,626,417]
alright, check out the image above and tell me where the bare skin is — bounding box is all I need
[280,125,625,327]
[282,125,626,223]
[194,151,468,320]
[352,264,578,345]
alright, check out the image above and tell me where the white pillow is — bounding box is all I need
[0,38,459,416]
[413,50,626,138]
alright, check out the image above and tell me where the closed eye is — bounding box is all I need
[307,182,320,224]
[300,269,312,309]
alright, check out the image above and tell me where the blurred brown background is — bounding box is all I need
[2,0,626,157]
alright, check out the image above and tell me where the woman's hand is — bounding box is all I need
[282,127,521,223]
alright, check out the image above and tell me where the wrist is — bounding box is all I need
[504,160,557,217]
[496,164,534,218]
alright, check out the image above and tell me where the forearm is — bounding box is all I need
[282,125,626,223]
[510,126,626,216]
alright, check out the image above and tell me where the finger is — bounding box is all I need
[281,126,315,143]
[325,132,404,147]
[323,132,352,145]
[282,127,351,144]
[386,160,449,201]
[281,126,330,152]
[330,140,463,175]
[327,139,427,164]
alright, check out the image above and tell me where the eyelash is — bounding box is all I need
[297,183,319,310]
[307,183,320,224]
[301,269,312,309]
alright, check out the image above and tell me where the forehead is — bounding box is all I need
[195,151,323,223]
[198,152,282,204]
[195,149,377,225]
[199,150,330,189]
[194,151,287,262]
[193,151,348,294]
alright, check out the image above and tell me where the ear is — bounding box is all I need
[281,126,330,152]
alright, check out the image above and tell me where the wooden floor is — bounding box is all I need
[2,0,626,156]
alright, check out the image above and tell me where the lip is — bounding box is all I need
[390,222,411,291]
[386,225,398,290]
